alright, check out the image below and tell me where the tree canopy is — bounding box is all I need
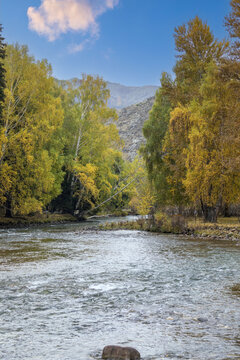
[142,13,240,222]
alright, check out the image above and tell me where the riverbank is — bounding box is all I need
[188,217,240,240]
[2,212,240,241]
[100,216,240,240]
[0,209,133,229]
[0,213,77,228]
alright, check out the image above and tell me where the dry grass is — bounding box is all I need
[188,217,240,240]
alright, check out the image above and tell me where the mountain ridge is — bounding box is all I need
[107,81,158,109]
[56,78,158,109]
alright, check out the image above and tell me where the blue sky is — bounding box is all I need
[1,0,231,86]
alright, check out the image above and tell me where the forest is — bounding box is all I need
[142,0,240,223]
[0,0,240,224]
[0,39,141,220]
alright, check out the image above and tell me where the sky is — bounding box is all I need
[1,0,231,86]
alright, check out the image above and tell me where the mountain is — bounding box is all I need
[56,78,156,160]
[116,96,155,161]
[56,78,158,110]
[107,82,158,109]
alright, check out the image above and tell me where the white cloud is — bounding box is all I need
[69,38,91,53]
[27,0,119,41]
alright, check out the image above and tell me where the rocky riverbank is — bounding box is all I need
[189,222,240,240]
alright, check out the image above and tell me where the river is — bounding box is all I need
[0,217,239,360]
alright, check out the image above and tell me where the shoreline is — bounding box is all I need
[0,211,133,230]
[100,218,240,241]
[1,213,240,241]
[0,213,78,229]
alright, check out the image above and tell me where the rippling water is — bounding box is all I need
[0,218,240,360]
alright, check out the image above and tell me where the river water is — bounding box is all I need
[0,217,239,360]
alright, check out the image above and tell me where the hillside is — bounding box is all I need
[56,78,158,110]
[116,96,155,161]
[56,78,156,160]
[107,82,158,109]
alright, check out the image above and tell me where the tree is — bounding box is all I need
[162,105,191,208]
[129,157,156,215]
[184,63,240,222]
[52,74,125,216]
[141,84,173,205]
[0,25,6,120]
[142,16,230,219]
[143,17,227,203]
[173,16,228,103]
[159,17,228,107]
[225,0,240,59]
[0,44,64,216]
[222,0,240,112]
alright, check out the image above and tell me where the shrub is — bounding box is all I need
[170,215,188,234]
[154,212,172,232]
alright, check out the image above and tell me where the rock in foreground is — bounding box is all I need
[102,345,140,360]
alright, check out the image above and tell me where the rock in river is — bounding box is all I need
[102,345,141,360]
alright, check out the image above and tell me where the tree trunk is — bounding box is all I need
[201,201,217,223]
[5,195,12,218]
[222,204,231,217]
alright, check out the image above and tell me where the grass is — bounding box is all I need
[188,216,240,227]
[188,217,240,240]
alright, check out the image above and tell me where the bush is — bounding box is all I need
[154,212,172,232]
[170,215,188,234]
[100,213,189,234]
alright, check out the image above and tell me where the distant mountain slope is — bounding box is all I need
[117,96,155,161]
[107,82,158,109]
[56,78,156,160]
[56,78,158,110]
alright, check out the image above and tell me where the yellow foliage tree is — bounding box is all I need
[129,158,155,215]
[73,163,99,211]
[162,105,191,206]
[184,63,240,221]
[0,44,64,216]
[54,74,126,216]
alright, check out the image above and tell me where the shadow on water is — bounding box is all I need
[0,238,70,265]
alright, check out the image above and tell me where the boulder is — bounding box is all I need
[102,345,140,360]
